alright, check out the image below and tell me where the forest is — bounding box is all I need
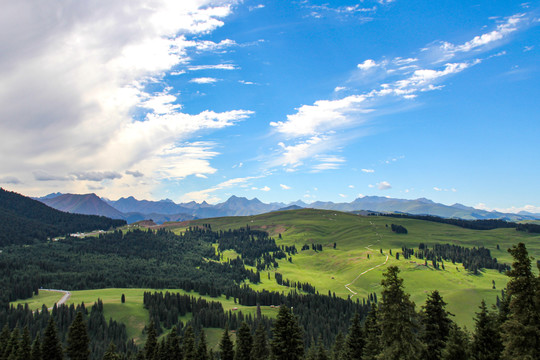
[0,243,537,360]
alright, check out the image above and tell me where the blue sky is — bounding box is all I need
[0,0,538,213]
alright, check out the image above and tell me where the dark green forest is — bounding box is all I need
[0,188,125,246]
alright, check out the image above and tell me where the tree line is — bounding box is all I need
[400,243,510,274]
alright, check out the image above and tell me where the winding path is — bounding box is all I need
[344,219,389,298]
[40,289,71,310]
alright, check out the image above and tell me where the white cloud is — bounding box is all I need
[334,86,347,92]
[357,193,365,198]
[434,187,442,191]
[475,203,540,214]
[195,174,208,178]
[188,64,237,71]
[182,176,259,203]
[357,59,378,70]
[72,171,123,182]
[239,80,255,85]
[280,184,291,190]
[0,0,250,200]
[260,186,271,191]
[368,184,375,188]
[377,181,392,190]
[190,77,220,84]
[339,194,347,198]
[348,185,355,188]
[361,169,375,173]
[271,95,371,137]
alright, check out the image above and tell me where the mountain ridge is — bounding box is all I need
[35,192,540,223]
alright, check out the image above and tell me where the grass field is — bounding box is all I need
[165,208,540,329]
[12,209,539,343]
[12,288,279,347]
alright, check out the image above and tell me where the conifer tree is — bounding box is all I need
[182,326,196,360]
[331,332,344,360]
[315,336,328,360]
[66,312,90,360]
[270,305,304,360]
[251,323,269,360]
[196,329,208,360]
[441,324,470,360]
[41,318,63,360]
[166,326,182,360]
[31,334,41,360]
[378,266,423,360]
[344,313,363,360]
[0,325,10,355]
[235,322,253,360]
[500,243,539,360]
[17,327,31,360]
[219,325,234,360]
[5,327,20,360]
[471,300,502,360]
[103,342,121,360]
[421,290,453,360]
[362,305,381,360]
[144,321,157,360]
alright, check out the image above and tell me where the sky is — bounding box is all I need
[0,0,539,213]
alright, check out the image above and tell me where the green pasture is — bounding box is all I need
[12,288,279,347]
[168,209,539,329]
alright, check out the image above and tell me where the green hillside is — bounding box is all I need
[165,208,540,328]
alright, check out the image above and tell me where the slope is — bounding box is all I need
[167,208,540,328]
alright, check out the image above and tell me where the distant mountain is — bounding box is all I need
[38,191,540,222]
[105,196,192,215]
[275,205,303,212]
[0,188,125,245]
[40,193,125,219]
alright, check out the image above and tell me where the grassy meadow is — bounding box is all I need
[12,209,540,342]
[166,208,540,329]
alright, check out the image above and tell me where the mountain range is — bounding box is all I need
[35,193,540,224]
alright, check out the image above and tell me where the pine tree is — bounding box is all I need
[378,266,423,360]
[0,325,10,356]
[182,326,196,360]
[17,327,31,360]
[500,243,539,360]
[344,313,363,360]
[441,324,470,360]
[471,300,502,360]
[331,332,344,360]
[41,318,63,360]
[196,329,208,360]
[270,305,304,360]
[5,327,20,360]
[144,321,157,360]
[166,326,182,360]
[102,342,121,360]
[66,312,90,360]
[31,334,41,360]
[219,325,234,360]
[251,323,269,360]
[235,322,253,360]
[362,305,381,360]
[421,290,453,360]
[315,336,328,360]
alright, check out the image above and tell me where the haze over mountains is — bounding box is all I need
[36,192,540,224]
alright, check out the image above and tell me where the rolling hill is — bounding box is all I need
[165,208,540,328]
